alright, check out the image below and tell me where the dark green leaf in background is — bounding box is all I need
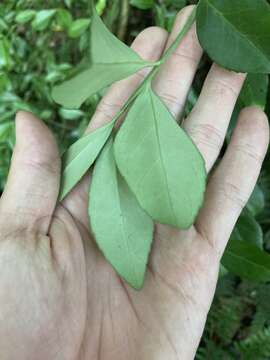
[231,209,263,249]
[0,122,14,143]
[15,10,36,24]
[56,9,73,29]
[89,138,153,289]
[197,0,270,73]
[247,185,265,217]
[68,18,91,38]
[114,85,206,229]
[0,72,9,93]
[228,73,269,137]
[59,108,84,120]
[0,38,12,70]
[0,18,8,32]
[31,9,56,31]
[240,74,269,110]
[130,0,155,10]
[222,240,270,282]
[96,0,107,15]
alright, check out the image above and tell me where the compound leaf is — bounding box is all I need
[114,86,206,229]
[59,120,114,200]
[52,5,150,108]
[197,0,270,73]
[89,138,154,289]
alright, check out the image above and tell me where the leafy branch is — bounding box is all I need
[52,0,270,289]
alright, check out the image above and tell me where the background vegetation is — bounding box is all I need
[0,0,270,357]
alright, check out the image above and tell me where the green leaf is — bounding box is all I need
[197,0,270,73]
[59,108,84,120]
[240,74,269,110]
[96,0,107,15]
[114,86,206,229]
[64,0,72,8]
[32,9,56,31]
[222,240,270,282]
[247,185,265,217]
[89,138,153,289]
[0,122,14,143]
[68,18,91,38]
[15,10,36,24]
[59,120,115,200]
[0,18,8,31]
[0,72,9,93]
[52,63,148,109]
[56,9,73,29]
[0,38,12,70]
[130,0,155,10]
[231,209,263,249]
[90,4,144,65]
[52,6,150,108]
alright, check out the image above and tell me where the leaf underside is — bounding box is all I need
[59,120,114,200]
[89,138,154,289]
[52,63,147,109]
[52,5,149,109]
[114,86,206,229]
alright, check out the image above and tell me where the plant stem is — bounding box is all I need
[117,0,129,41]
[161,7,197,64]
[108,6,197,126]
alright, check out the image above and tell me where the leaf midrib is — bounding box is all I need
[150,91,178,225]
[206,0,270,66]
[115,173,139,285]
[63,121,114,175]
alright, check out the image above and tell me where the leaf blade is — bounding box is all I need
[114,86,206,229]
[59,119,115,200]
[197,0,270,73]
[52,5,150,108]
[52,63,148,109]
[231,209,263,249]
[222,240,270,282]
[68,18,91,38]
[90,5,144,64]
[89,138,154,289]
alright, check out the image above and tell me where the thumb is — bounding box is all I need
[0,111,61,235]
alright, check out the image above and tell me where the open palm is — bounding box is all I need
[0,6,268,360]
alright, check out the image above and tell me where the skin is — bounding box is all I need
[0,6,269,360]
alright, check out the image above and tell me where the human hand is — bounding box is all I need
[0,6,268,360]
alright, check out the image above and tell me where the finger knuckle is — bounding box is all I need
[220,180,248,210]
[96,99,121,120]
[212,78,239,98]
[188,122,223,153]
[233,143,265,166]
[24,154,59,177]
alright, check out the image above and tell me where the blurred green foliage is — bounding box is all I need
[0,0,270,358]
